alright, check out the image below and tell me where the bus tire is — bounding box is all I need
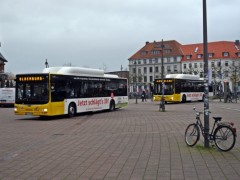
[109,101,115,112]
[182,95,186,103]
[68,103,76,118]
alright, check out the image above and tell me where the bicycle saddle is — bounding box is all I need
[213,117,222,122]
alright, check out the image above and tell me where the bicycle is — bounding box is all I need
[185,107,237,152]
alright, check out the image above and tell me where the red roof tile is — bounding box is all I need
[181,41,240,61]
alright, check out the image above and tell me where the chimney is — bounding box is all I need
[145,41,149,45]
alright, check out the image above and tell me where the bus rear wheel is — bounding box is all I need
[109,101,115,111]
[68,103,76,118]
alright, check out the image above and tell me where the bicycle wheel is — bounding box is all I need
[185,123,200,147]
[214,125,236,152]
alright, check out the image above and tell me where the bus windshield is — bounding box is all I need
[154,80,174,95]
[15,75,49,104]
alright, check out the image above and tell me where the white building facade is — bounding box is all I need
[129,40,240,95]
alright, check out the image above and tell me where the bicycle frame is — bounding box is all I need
[195,111,218,141]
[195,110,236,141]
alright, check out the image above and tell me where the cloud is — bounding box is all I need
[0,0,240,74]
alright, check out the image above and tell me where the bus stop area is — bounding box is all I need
[0,99,240,179]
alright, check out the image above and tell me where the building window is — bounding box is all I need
[186,55,191,59]
[165,49,171,53]
[151,50,160,54]
[138,69,141,74]
[212,72,215,78]
[197,54,202,59]
[194,63,197,68]
[189,63,192,68]
[174,65,177,73]
[149,59,152,64]
[138,60,141,64]
[133,68,136,74]
[144,76,147,82]
[143,59,147,64]
[154,58,158,63]
[223,52,229,57]
[200,72,203,78]
[209,53,213,58]
[141,51,147,55]
[138,76,142,83]
[174,57,177,62]
[150,76,153,82]
[225,61,228,67]
[149,67,153,73]
[183,64,187,69]
[155,66,159,73]
[200,63,203,68]
[167,66,171,73]
[211,62,214,67]
[224,71,228,77]
[144,67,147,73]
[167,57,171,63]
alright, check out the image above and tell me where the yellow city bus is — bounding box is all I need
[14,67,128,117]
[153,74,205,103]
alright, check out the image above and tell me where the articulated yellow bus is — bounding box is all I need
[14,67,128,117]
[153,74,205,103]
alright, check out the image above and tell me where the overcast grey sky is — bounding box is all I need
[0,0,240,74]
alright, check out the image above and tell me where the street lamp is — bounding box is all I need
[134,61,138,104]
[45,59,49,68]
[160,39,165,112]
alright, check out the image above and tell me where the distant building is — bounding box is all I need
[128,40,183,93]
[0,52,8,87]
[181,40,240,93]
[106,70,129,79]
[128,40,240,93]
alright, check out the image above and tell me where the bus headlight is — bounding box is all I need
[43,108,48,112]
[14,108,18,112]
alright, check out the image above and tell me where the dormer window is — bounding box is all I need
[197,54,202,59]
[164,49,172,53]
[141,51,148,55]
[186,55,191,59]
[236,52,240,57]
[223,52,229,57]
[208,53,214,58]
[151,50,160,54]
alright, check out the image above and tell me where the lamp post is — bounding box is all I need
[160,39,165,112]
[203,0,210,148]
[45,59,49,68]
[134,61,138,104]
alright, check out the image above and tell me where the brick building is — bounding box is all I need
[128,40,240,93]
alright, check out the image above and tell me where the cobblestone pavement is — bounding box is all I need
[0,99,239,180]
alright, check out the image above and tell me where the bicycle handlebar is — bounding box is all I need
[193,107,211,114]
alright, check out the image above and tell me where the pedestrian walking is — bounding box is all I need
[141,90,147,102]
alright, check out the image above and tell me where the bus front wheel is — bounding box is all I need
[68,103,76,118]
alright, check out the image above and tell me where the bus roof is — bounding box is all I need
[165,74,201,80]
[42,66,119,78]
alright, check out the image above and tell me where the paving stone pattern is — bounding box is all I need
[0,100,239,179]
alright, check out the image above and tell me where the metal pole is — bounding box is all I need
[160,39,165,112]
[203,0,209,148]
[135,61,138,104]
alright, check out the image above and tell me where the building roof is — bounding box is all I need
[0,52,8,62]
[181,41,240,61]
[128,40,183,60]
